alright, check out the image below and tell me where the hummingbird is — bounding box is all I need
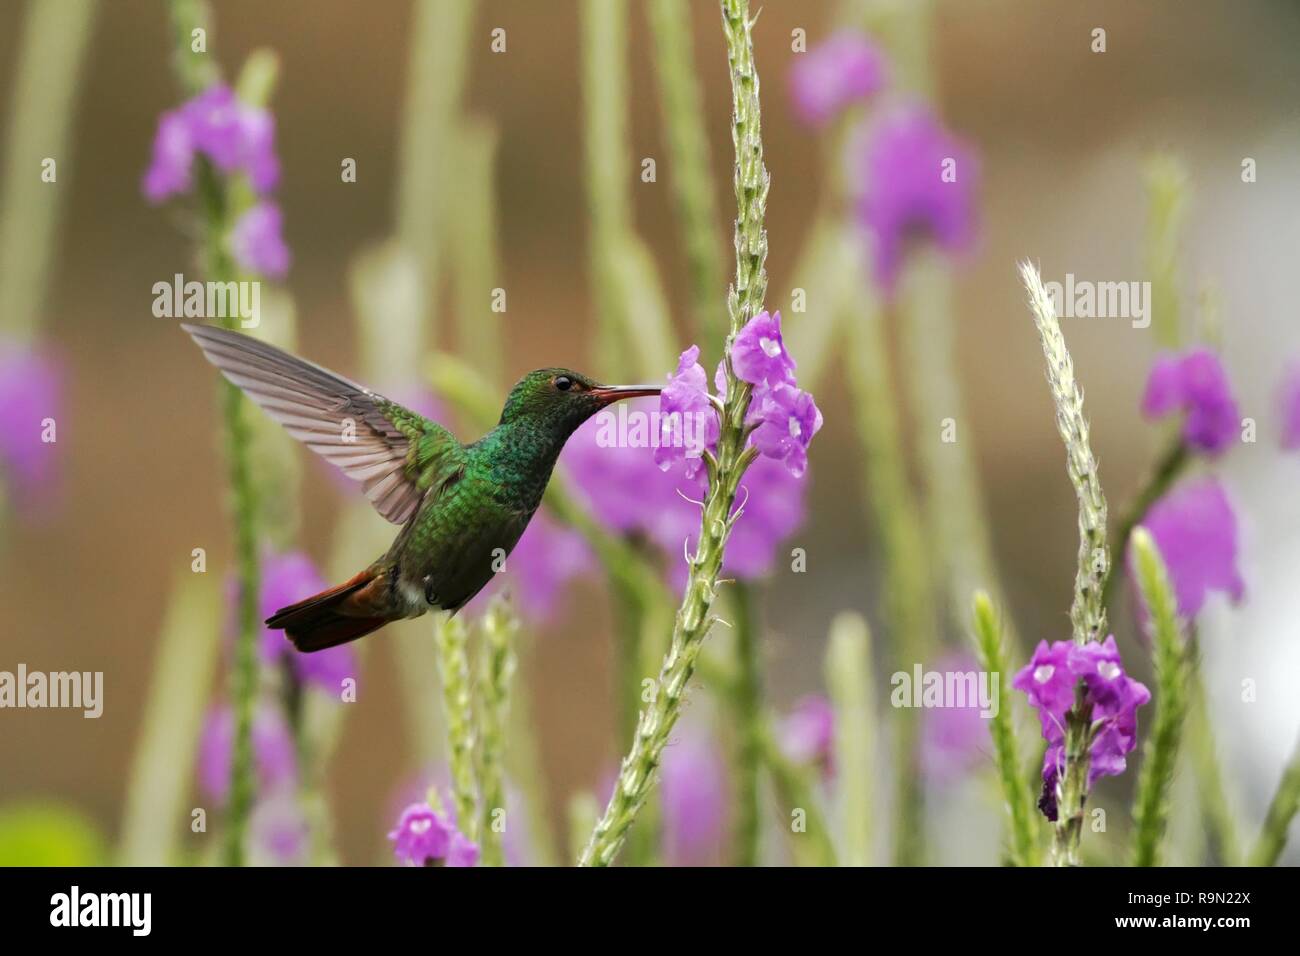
[183,324,661,652]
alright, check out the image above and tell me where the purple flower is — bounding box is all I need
[388,801,478,867]
[747,382,823,478]
[919,652,990,785]
[143,84,280,203]
[1141,348,1239,455]
[1134,477,1245,619]
[779,695,834,774]
[656,346,717,479]
[853,104,980,294]
[660,724,729,866]
[197,703,297,804]
[0,339,62,512]
[1013,636,1150,820]
[230,202,290,278]
[1280,363,1300,451]
[731,310,796,387]
[789,32,888,128]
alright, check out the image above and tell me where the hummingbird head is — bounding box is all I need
[498,368,661,434]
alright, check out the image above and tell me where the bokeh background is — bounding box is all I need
[2,0,1299,865]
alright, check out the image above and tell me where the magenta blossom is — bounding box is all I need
[230,202,290,278]
[197,703,297,804]
[779,695,834,774]
[660,723,729,866]
[143,84,280,202]
[730,310,795,387]
[1134,477,1245,619]
[852,104,980,294]
[0,338,62,513]
[1278,363,1300,451]
[1142,348,1239,455]
[1012,636,1150,820]
[388,801,478,867]
[656,346,717,479]
[919,652,990,785]
[747,382,822,479]
[789,32,888,128]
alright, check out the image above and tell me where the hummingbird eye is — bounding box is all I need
[554,375,574,392]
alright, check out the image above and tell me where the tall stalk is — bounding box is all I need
[1019,261,1111,867]
[433,613,479,843]
[579,0,769,867]
[1250,735,1300,866]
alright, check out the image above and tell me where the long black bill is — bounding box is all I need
[592,384,662,403]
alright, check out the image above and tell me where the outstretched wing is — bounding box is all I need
[183,323,464,525]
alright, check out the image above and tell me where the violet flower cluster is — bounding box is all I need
[0,339,62,515]
[1013,636,1151,820]
[143,84,289,277]
[790,32,979,294]
[1142,347,1240,455]
[388,801,479,867]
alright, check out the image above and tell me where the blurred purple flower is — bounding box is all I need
[197,703,297,804]
[230,202,290,278]
[388,801,479,867]
[249,791,309,866]
[852,104,980,294]
[789,31,888,128]
[731,310,795,386]
[232,550,356,693]
[779,695,834,774]
[656,346,716,479]
[0,338,62,512]
[1278,363,1300,451]
[747,382,823,478]
[143,84,280,203]
[1013,635,1150,820]
[660,724,729,866]
[1134,477,1245,619]
[1141,348,1239,455]
[920,652,989,785]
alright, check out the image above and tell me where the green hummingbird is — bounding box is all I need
[184,324,660,652]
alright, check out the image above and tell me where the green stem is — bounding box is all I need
[730,583,763,866]
[433,613,479,844]
[843,300,932,866]
[0,0,99,341]
[758,720,837,866]
[648,0,727,355]
[825,612,874,866]
[1129,528,1189,867]
[1102,439,1189,612]
[1249,734,1300,866]
[477,597,518,867]
[578,0,769,867]
[1186,659,1239,865]
[970,592,1039,867]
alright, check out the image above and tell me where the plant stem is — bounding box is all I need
[1186,658,1239,865]
[1129,528,1189,867]
[578,0,769,867]
[970,592,1039,867]
[843,299,932,866]
[648,0,727,354]
[1144,154,1190,349]
[826,611,874,866]
[1020,260,1110,866]
[1249,734,1300,866]
[0,0,99,342]
[477,596,518,866]
[730,582,763,866]
[758,720,838,866]
[433,613,479,844]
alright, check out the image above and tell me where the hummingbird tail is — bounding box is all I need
[266,568,395,653]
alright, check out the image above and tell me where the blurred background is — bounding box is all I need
[2,0,1299,866]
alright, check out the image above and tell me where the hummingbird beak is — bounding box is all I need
[591,384,662,404]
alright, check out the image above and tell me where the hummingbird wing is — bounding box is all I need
[183,323,464,525]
